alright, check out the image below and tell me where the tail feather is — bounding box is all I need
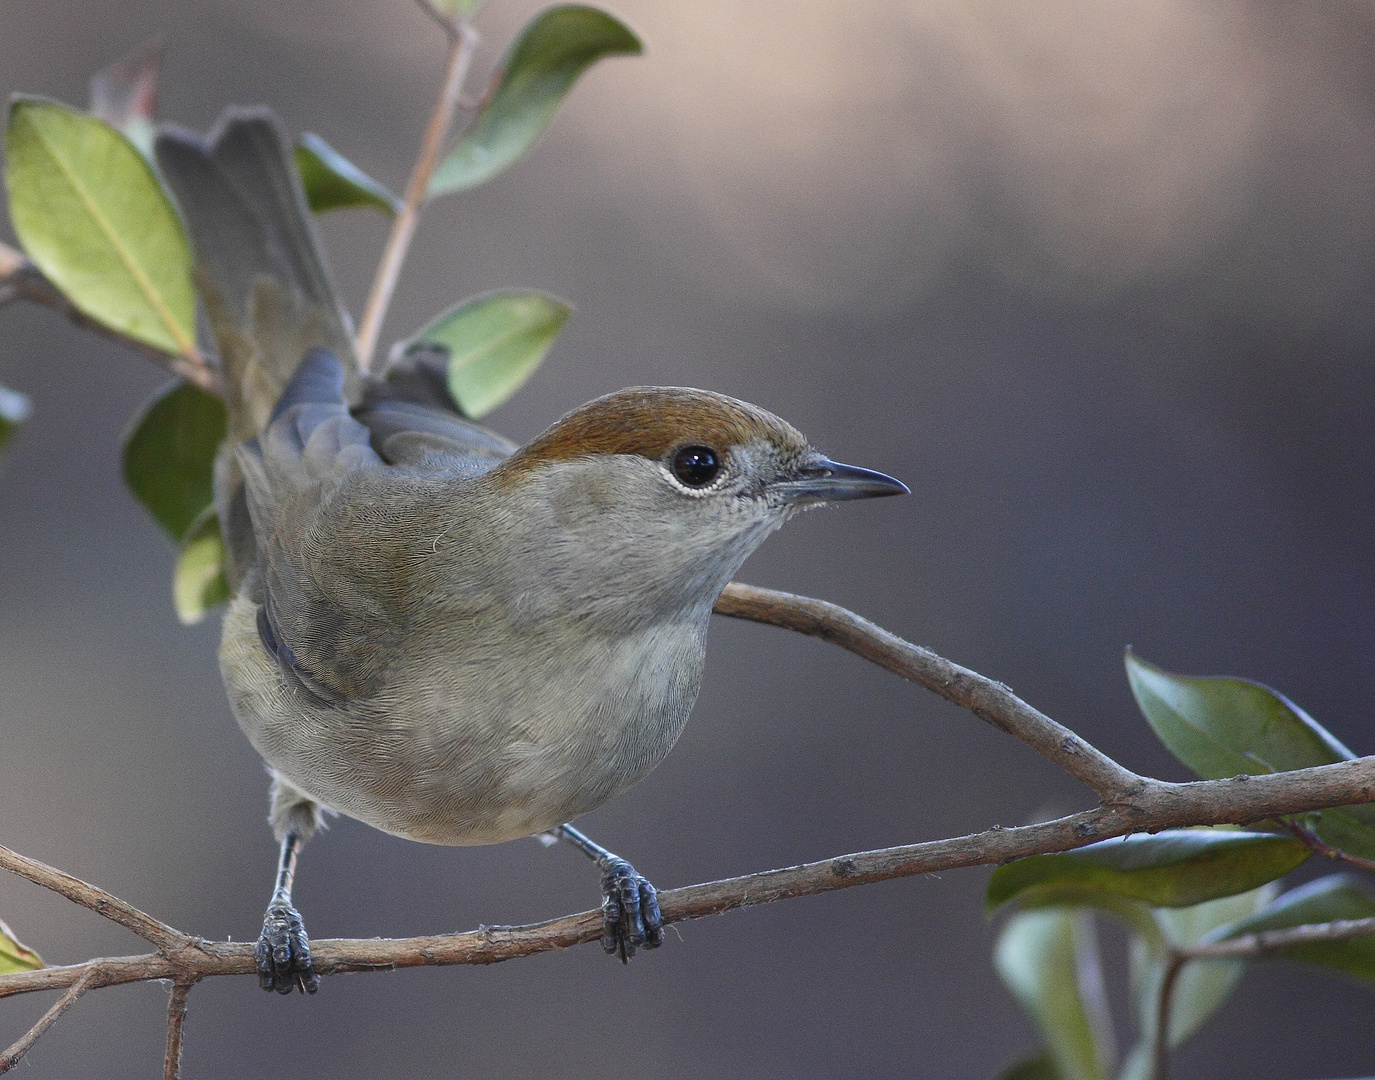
[154,107,359,441]
[155,108,361,591]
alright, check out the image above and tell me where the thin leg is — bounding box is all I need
[255,831,319,994]
[552,823,663,963]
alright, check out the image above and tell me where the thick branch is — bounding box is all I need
[0,247,224,395]
[715,582,1145,800]
[2,757,1374,1000]
[0,845,194,954]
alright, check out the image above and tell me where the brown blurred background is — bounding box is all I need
[3,1,1375,1076]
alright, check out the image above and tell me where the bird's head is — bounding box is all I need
[482,387,906,627]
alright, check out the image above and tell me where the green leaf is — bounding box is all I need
[406,289,571,418]
[294,133,401,217]
[996,1055,1062,1080]
[987,830,1309,912]
[174,509,230,625]
[1118,886,1277,1080]
[1211,874,1375,984]
[89,38,162,157]
[1125,651,1355,775]
[0,382,32,451]
[122,381,227,543]
[5,97,196,357]
[0,917,43,974]
[427,5,641,197]
[994,910,1115,1080]
[1125,651,1375,860]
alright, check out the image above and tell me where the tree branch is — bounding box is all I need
[354,22,479,370]
[0,844,195,954]
[714,582,1146,801]
[163,979,196,1080]
[0,965,98,1073]
[1281,818,1375,875]
[1153,913,1375,1079]
[0,244,224,395]
[1187,914,1375,960]
[2,756,1374,1002]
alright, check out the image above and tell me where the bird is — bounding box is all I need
[153,108,907,995]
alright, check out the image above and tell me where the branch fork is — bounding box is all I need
[0,584,1373,1076]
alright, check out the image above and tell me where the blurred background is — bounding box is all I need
[3,0,1375,1076]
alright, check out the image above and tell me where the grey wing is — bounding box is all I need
[239,350,413,704]
[356,345,517,473]
[238,350,513,704]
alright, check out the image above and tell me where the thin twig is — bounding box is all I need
[715,582,1146,801]
[1152,914,1375,1080]
[1153,952,1187,1080]
[355,22,479,371]
[0,844,196,954]
[0,242,22,281]
[412,0,458,35]
[3,758,1375,1000]
[0,253,224,395]
[0,965,99,1073]
[163,979,196,1080]
[1187,914,1375,961]
[1282,818,1375,874]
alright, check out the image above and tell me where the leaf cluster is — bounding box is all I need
[2,5,638,621]
[991,655,1375,1080]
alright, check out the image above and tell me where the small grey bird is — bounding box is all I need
[154,109,906,994]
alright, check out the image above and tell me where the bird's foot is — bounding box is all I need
[599,856,663,963]
[256,900,319,994]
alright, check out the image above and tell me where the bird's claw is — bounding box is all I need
[599,856,662,963]
[256,900,319,994]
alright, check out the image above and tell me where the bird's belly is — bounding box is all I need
[219,597,704,845]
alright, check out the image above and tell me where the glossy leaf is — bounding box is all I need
[295,133,400,217]
[1125,652,1375,860]
[122,381,226,542]
[1118,886,1277,1080]
[407,290,570,418]
[5,98,196,357]
[994,910,1114,1080]
[174,510,230,625]
[0,917,43,974]
[0,382,32,450]
[427,6,641,197]
[89,38,162,156]
[987,830,1309,912]
[1211,874,1375,984]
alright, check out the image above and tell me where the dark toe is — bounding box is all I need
[599,858,662,963]
[257,902,319,994]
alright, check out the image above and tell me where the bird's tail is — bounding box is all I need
[154,108,360,589]
[154,108,360,443]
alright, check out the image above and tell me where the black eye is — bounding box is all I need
[671,445,721,487]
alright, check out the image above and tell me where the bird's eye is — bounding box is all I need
[670,445,721,487]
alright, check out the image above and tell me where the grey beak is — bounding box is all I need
[775,455,909,505]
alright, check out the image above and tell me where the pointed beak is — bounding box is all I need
[773,454,909,506]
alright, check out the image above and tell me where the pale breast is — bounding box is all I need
[220,593,709,845]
